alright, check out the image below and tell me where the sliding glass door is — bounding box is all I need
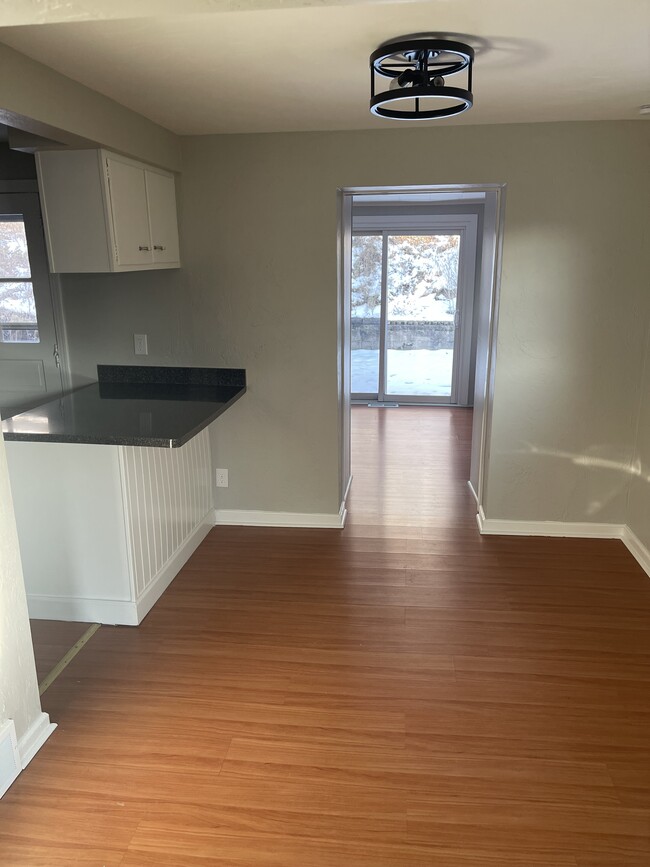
[351,216,478,405]
[350,234,382,396]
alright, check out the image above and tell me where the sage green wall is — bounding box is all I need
[61,270,195,388]
[176,121,650,518]
[58,121,649,519]
[0,43,180,170]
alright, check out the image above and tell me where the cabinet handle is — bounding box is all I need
[153,245,166,251]
[139,245,150,251]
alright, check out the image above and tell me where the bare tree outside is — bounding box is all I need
[0,218,39,342]
[351,235,382,316]
[351,233,461,396]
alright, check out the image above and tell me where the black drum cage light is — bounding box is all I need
[370,38,474,120]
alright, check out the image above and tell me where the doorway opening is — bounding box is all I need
[338,185,506,521]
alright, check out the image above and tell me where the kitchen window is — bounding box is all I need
[0,215,39,343]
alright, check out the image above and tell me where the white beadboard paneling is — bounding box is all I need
[119,429,213,605]
[135,517,212,622]
[11,433,213,626]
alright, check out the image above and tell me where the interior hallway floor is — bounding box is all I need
[2,406,650,865]
[29,620,95,685]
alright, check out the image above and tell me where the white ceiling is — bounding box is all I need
[0,0,648,135]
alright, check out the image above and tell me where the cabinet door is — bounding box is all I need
[105,157,153,267]
[145,170,180,265]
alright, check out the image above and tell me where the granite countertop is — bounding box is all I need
[1,365,246,448]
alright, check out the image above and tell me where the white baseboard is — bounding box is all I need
[621,525,650,576]
[27,516,214,626]
[27,593,139,626]
[17,713,56,770]
[135,516,213,622]
[213,507,346,529]
[477,507,624,539]
[476,507,650,583]
[0,720,21,798]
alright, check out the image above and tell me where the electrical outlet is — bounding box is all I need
[134,333,148,355]
[215,468,229,488]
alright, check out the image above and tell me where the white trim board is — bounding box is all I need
[27,593,139,626]
[621,525,650,578]
[477,509,624,539]
[213,504,347,529]
[17,713,56,770]
[476,508,650,581]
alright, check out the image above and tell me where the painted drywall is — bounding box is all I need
[174,121,649,519]
[60,270,196,388]
[0,432,41,744]
[0,43,180,171]
[60,121,649,521]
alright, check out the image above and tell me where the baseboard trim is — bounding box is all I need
[621,525,650,577]
[27,516,214,626]
[135,516,213,623]
[476,510,650,582]
[0,720,21,798]
[27,593,139,626]
[478,513,624,539]
[17,713,56,770]
[213,508,346,529]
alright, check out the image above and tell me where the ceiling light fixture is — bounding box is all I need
[369,38,474,121]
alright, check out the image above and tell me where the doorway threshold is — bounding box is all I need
[35,622,101,696]
[366,401,399,408]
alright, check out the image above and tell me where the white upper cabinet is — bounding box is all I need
[145,169,180,265]
[105,156,153,268]
[36,149,180,273]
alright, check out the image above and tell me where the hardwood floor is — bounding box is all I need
[2,406,650,865]
[29,620,94,685]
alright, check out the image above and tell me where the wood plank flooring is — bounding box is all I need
[29,620,94,684]
[2,406,650,865]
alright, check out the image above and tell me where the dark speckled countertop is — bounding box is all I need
[1,365,246,448]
